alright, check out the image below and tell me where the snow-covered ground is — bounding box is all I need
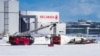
[0,35,100,56]
[0,44,100,56]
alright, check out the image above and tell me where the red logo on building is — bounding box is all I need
[55,15,58,20]
[40,15,58,20]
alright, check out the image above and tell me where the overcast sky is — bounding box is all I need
[19,0,100,22]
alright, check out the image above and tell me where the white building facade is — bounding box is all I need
[21,11,66,35]
[0,0,19,35]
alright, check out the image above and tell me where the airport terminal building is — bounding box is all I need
[66,20,100,35]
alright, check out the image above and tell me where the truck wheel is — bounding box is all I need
[19,42,24,45]
[29,40,34,45]
[11,42,16,45]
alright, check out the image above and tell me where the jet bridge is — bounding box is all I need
[19,14,38,34]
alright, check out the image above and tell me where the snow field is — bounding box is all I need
[0,44,100,56]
